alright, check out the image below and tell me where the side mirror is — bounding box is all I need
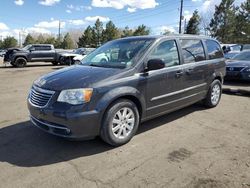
[29,47,35,52]
[147,59,165,71]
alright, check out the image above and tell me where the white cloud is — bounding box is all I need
[91,0,158,11]
[127,7,136,13]
[85,16,110,22]
[66,9,72,13]
[35,20,65,29]
[68,19,86,26]
[153,25,177,35]
[66,4,92,12]
[192,0,202,2]
[0,23,9,30]
[39,0,60,6]
[25,27,51,34]
[14,0,24,6]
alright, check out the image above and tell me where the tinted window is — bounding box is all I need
[180,39,205,63]
[148,40,180,67]
[232,51,250,61]
[205,40,223,59]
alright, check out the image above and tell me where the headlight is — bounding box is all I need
[57,88,93,105]
[244,68,250,72]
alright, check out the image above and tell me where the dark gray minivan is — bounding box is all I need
[28,35,226,146]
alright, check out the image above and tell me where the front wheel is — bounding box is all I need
[203,79,222,108]
[100,99,140,146]
[14,57,27,67]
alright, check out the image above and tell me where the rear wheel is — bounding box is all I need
[14,57,27,67]
[100,99,140,146]
[203,79,222,108]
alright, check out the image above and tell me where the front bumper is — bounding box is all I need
[28,100,101,140]
[225,71,250,81]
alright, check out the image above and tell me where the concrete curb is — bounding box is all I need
[222,87,250,97]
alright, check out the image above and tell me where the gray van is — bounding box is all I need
[28,35,226,146]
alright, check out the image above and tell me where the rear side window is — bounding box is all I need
[180,39,205,63]
[148,40,180,67]
[205,40,223,59]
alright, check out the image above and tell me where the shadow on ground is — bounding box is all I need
[0,63,64,69]
[0,104,206,167]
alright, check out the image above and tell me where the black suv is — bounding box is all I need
[4,44,61,67]
[28,35,225,146]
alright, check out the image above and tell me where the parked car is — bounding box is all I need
[73,48,95,64]
[242,44,250,51]
[0,49,6,57]
[225,50,250,81]
[28,35,226,146]
[4,44,64,67]
[59,48,95,65]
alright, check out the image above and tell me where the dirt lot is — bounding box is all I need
[0,59,250,188]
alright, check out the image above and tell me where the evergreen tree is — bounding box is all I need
[186,10,201,34]
[235,0,250,43]
[92,19,103,47]
[0,40,3,49]
[45,36,56,45]
[2,37,18,48]
[133,25,150,36]
[121,26,134,37]
[102,21,119,43]
[77,26,94,47]
[61,33,74,49]
[23,34,35,46]
[36,34,45,44]
[209,0,237,43]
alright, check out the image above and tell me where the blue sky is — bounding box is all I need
[0,0,246,39]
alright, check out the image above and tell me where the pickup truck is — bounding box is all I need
[4,44,64,67]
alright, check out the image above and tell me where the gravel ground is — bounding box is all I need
[0,60,250,188]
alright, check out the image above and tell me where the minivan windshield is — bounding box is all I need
[81,38,154,69]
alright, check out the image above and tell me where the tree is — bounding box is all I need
[102,21,120,43]
[186,10,201,34]
[2,37,18,48]
[78,26,95,47]
[0,40,3,49]
[209,0,237,43]
[45,36,56,45]
[92,19,104,46]
[23,34,35,46]
[234,0,250,43]
[61,33,74,49]
[121,26,134,37]
[133,25,150,36]
[36,34,45,44]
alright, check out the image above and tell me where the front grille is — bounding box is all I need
[29,86,55,107]
[226,67,245,72]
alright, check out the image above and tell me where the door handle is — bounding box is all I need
[186,68,194,75]
[175,70,183,78]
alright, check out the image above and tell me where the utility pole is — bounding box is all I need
[58,20,61,42]
[179,0,184,34]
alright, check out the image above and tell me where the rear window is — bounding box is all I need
[180,39,205,64]
[205,40,223,59]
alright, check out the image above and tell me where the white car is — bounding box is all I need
[60,48,95,65]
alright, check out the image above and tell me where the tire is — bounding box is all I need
[52,61,58,66]
[100,99,140,146]
[14,57,27,67]
[59,56,65,65]
[203,79,222,108]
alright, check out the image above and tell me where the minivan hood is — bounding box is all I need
[34,65,125,91]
